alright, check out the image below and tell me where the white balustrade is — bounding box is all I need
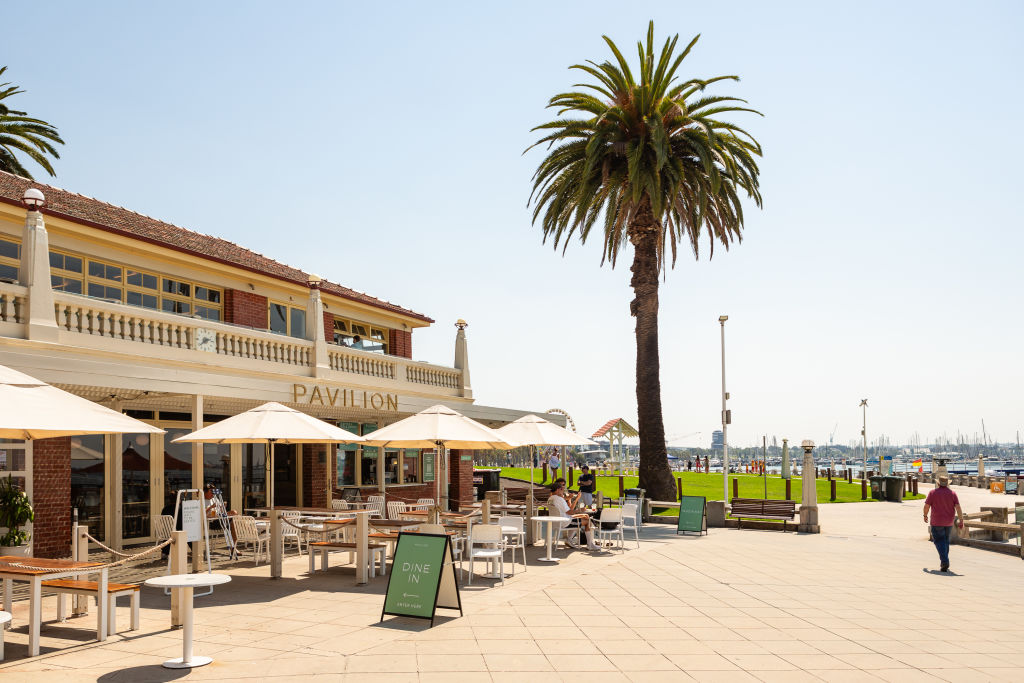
[405,363,460,389]
[327,348,396,379]
[0,283,26,324]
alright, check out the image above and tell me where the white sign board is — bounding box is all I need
[181,499,203,542]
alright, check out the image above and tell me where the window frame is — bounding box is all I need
[0,235,21,283]
[331,316,389,354]
[269,300,306,339]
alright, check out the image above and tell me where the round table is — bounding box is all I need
[144,573,232,669]
[531,516,568,563]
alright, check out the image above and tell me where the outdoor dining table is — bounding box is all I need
[369,519,423,530]
[531,516,568,563]
[145,573,231,669]
[0,555,108,657]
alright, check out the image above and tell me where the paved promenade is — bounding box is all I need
[2,483,1022,682]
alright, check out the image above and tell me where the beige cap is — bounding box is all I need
[938,475,949,486]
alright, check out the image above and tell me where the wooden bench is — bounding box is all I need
[41,579,140,636]
[307,541,387,577]
[729,498,797,530]
[962,521,1024,544]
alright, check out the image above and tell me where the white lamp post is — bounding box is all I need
[719,315,729,504]
[859,399,869,475]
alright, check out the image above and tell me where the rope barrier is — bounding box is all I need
[0,538,172,574]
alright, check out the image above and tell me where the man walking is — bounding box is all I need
[577,465,596,507]
[922,475,964,572]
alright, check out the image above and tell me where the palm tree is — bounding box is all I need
[0,66,64,179]
[527,23,762,501]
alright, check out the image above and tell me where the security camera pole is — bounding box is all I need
[719,315,729,505]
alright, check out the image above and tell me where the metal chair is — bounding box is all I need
[386,500,408,520]
[621,503,640,548]
[331,499,349,511]
[153,514,175,542]
[498,515,526,573]
[233,516,269,565]
[595,507,624,552]
[281,511,304,555]
[367,495,385,518]
[465,524,505,586]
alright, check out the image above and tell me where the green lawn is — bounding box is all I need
[497,467,924,507]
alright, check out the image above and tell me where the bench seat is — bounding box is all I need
[962,521,1023,543]
[308,541,388,576]
[729,498,797,531]
[41,579,139,635]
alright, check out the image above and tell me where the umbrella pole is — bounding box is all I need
[527,445,535,545]
[269,439,275,509]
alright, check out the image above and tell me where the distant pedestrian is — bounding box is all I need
[577,465,596,507]
[923,475,964,572]
[548,450,561,484]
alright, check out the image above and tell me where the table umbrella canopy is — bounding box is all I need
[359,404,517,450]
[170,402,362,443]
[495,414,597,448]
[0,364,163,439]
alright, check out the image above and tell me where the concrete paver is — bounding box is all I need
[0,481,1021,681]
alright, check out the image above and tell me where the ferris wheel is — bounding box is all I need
[546,407,576,432]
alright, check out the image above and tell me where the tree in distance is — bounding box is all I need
[0,66,64,179]
[527,22,763,501]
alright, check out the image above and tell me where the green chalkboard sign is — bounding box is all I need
[422,452,435,482]
[677,495,707,536]
[381,532,462,626]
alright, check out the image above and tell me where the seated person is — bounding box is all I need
[546,482,600,551]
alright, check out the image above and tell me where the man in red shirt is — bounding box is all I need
[922,476,964,572]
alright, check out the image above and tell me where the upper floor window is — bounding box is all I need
[48,248,222,321]
[0,236,20,283]
[269,302,305,338]
[332,317,388,354]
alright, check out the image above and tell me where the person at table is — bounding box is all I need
[577,465,596,507]
[547,482,600,551]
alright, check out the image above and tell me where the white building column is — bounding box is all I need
[306,275,329,378]
[454,319,472,399]
[19,190,58,342]
[798,440,820,533]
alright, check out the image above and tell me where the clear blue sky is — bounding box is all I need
[5,1,1022,449]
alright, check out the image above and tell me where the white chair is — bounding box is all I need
[387,500,407,520]
[596,507,624,553]
[367,495,385,518]
[498,516,526,573]
[0,610,9,660]
[621,503,640,548]
[233,516,269,565]
[153,514,175,542]
[465,524,505,586]
[281,511,304,555]
[554,517,580,549]
[417,498,435,507]
[331,499,349,511]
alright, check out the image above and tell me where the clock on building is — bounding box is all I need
[195,327,217,352]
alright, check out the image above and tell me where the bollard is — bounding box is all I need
[677,477,683,500]
[847,470,853,484]
[815,467,819,478]
[271,509,283,580]
[482,498,491,524]
[830,479,837,502]
[732,478,738,500]
[618,476,624,499]
[170,530,187,627]
[912,478,918,496]
[74,525,90,616]
[569,466,575,486]
[785,479,791,500]
[861,478,867,500]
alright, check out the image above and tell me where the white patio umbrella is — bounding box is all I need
[171,402,362,508]
[495,414,597,517]
[360,404,518,510]
[0,364,163,439]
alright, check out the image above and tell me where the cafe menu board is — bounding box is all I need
[677,495,707,536]
[381,532,461,626]
[181,498,204,542]
[422,451,435,482]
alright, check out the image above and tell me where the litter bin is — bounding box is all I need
[869,476,887,501]
[473,468,502,501]
[883,476,904,502]
[622,488,645,526]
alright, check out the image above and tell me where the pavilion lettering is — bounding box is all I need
[292,384,398,411]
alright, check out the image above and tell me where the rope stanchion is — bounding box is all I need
[0,538,172,574]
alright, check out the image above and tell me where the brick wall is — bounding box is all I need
[447,449,476,511]
[323,312,334,342]
[302,444,328,508]
[388,329,412,359]
[223,289,268,328]
[31,437,71,558]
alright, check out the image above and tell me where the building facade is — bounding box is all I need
[0,172,551,557]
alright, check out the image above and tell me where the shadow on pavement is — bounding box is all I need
[922,567,961,576]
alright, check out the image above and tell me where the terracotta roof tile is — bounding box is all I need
[591,418,638,439]
[0,171,432,323]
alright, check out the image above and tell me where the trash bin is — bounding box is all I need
[473,469,502,501]
[884,476,904,502]
[623,488,645,526]
[869,476,887,501]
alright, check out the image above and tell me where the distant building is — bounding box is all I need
[711,430,724,451]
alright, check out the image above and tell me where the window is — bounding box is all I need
[46,248,222,320]
[0,237,19,282]
[360,423,378,486]
[331,317,389,354]
[336,421,360,487]
[334,424,420,487]
[403,449,421,484]
[270,302,306,338]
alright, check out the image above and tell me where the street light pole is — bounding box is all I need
[719,315,729,504]
[859,399,869,476]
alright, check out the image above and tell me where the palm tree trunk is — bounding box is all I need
[629,201,677,503]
